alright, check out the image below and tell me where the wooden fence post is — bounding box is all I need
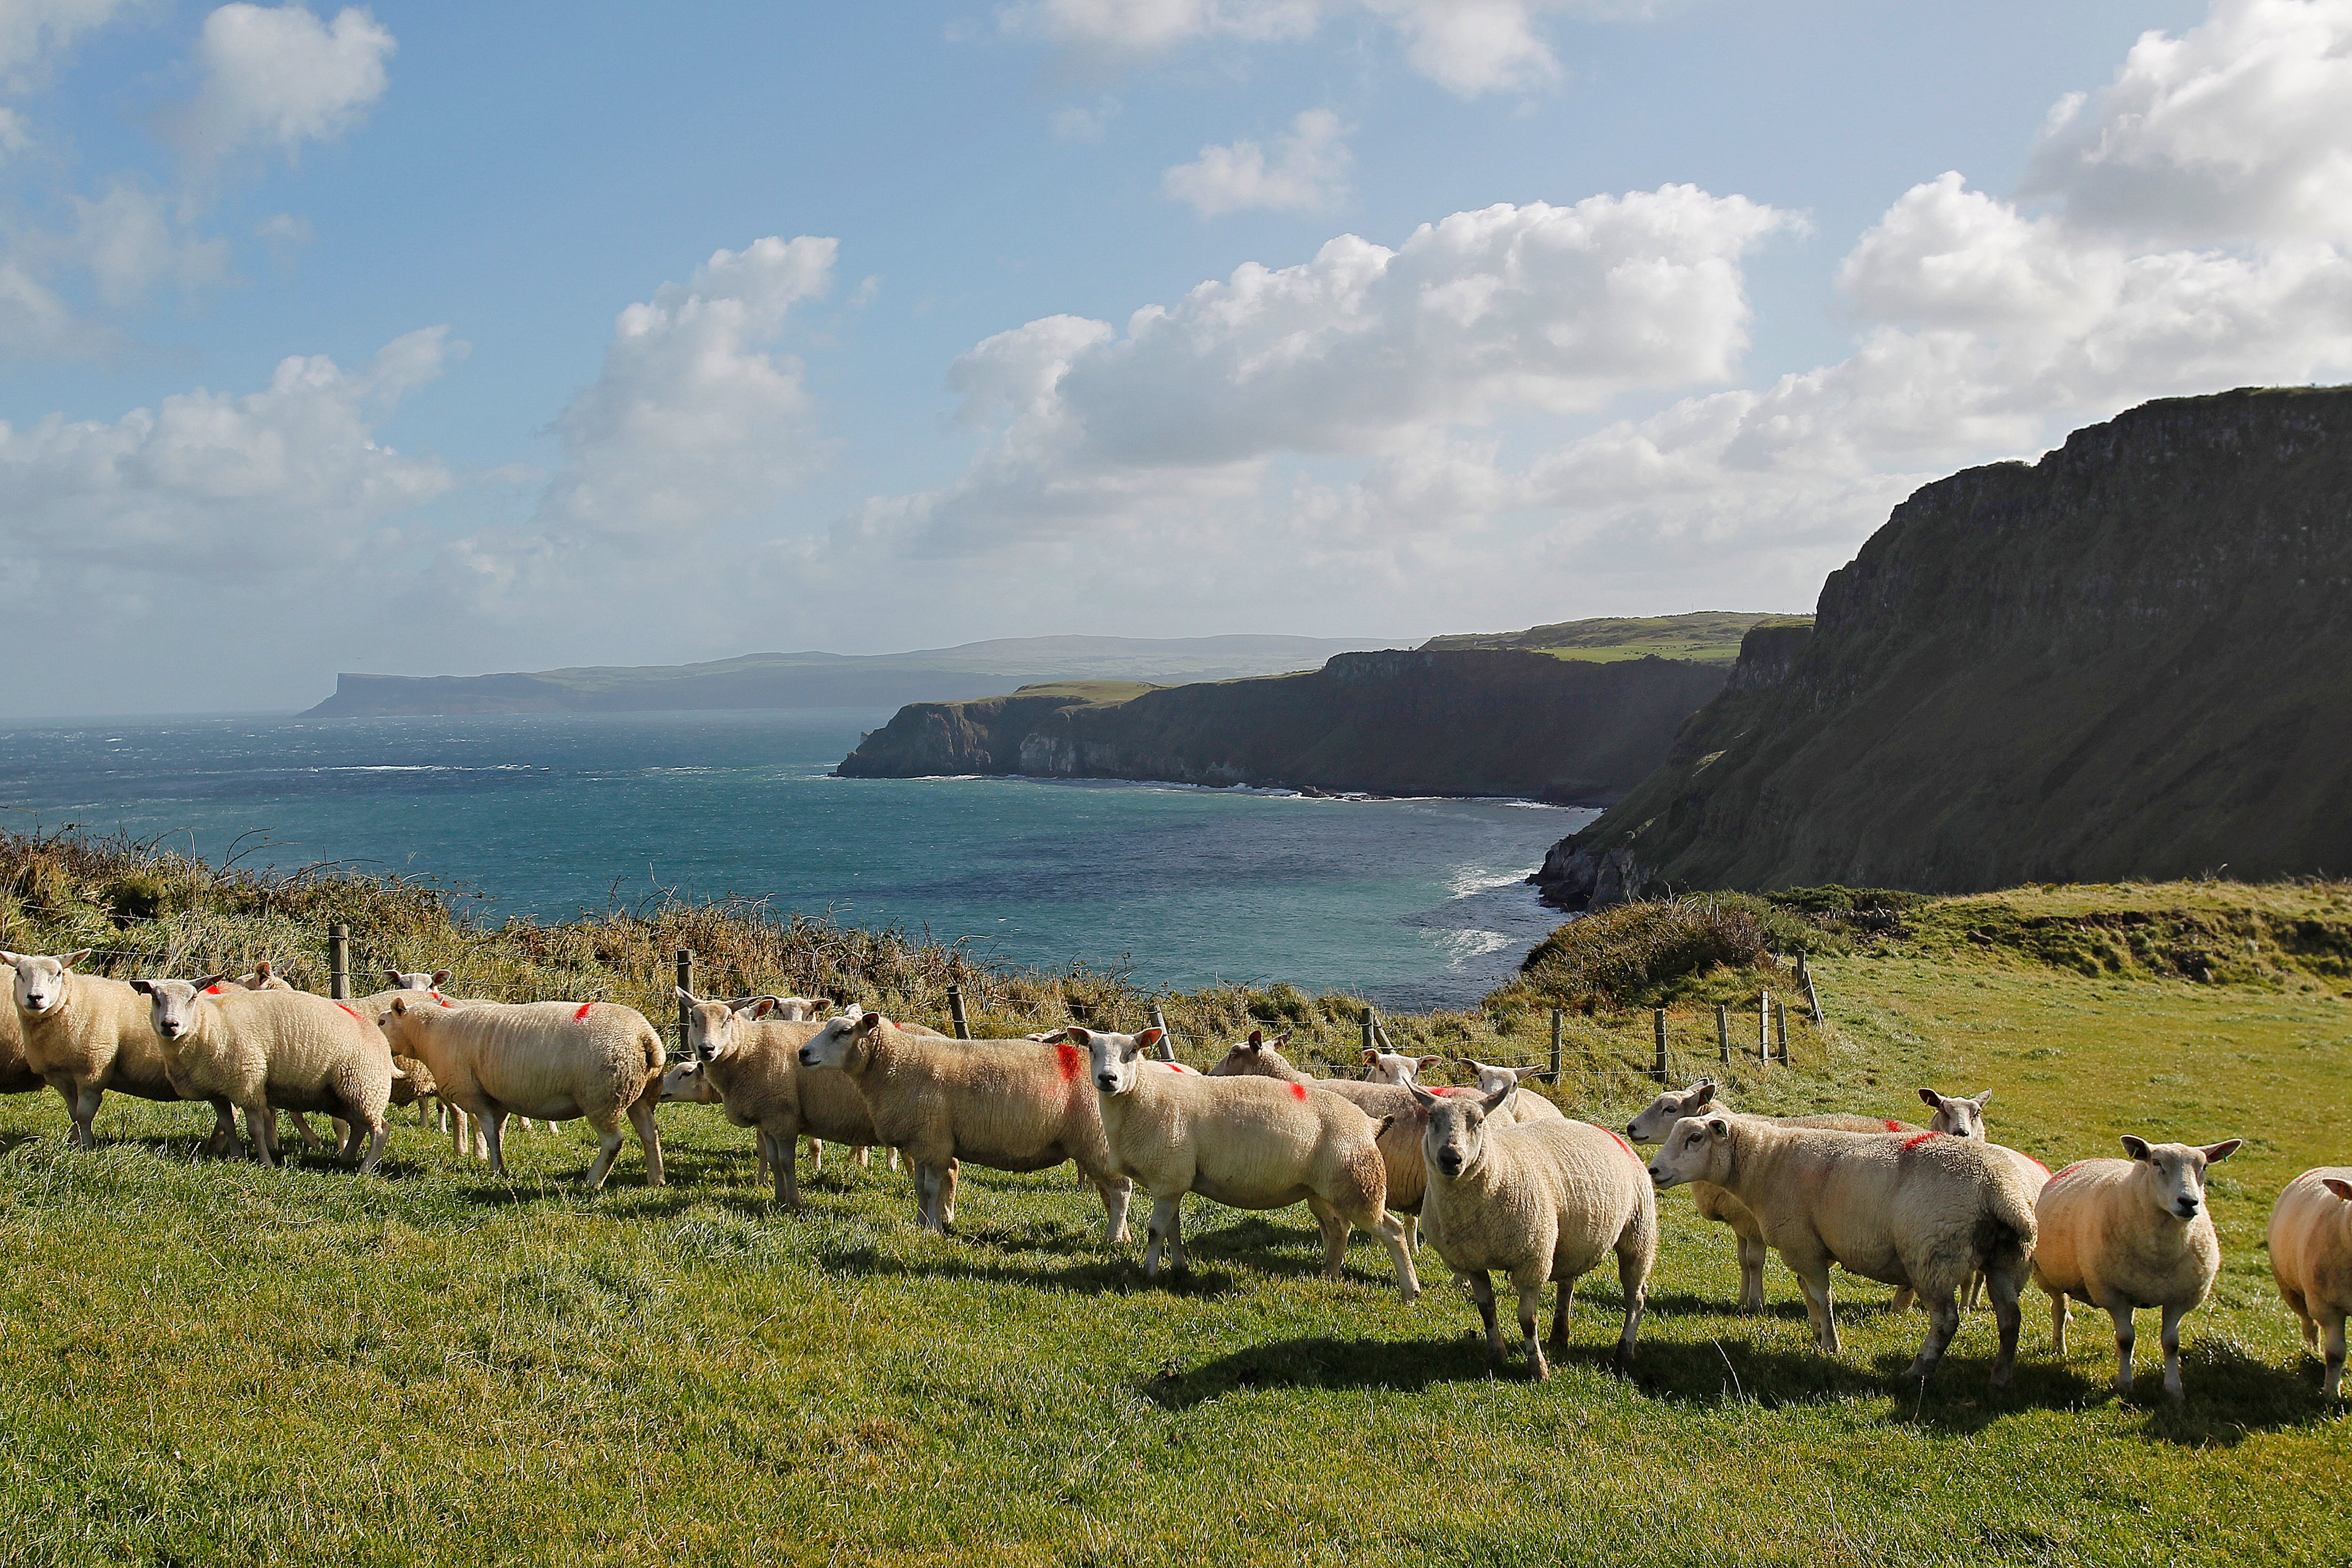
[1362,1008,1377,1064]
[1805,970,1823,1027]
[1759,991,1772,1065]
[948,985,971,1041]
[1549,1009,1563,1084]
[1652,1008,1668,1083]
[675,949,694,1055]
[328,924,349,1001]
[1775,997,1790,1064]
[1715,1003,1730,1066]
[1150,1003,1174,1062]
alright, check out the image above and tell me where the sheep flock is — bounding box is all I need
[3,946,2346,1404]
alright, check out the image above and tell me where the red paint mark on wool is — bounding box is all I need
[2023,1155,2052,1176]
[335,1003,362,1021]
[1902,1131,1942,1151]
[1289,1083,1308,1101]
[204,985,226,995]
[1055,1042,1081,1083]
[432,992,453,1007]
[1606,1128,1642,1164]
[1883,1119,1904,1132]
[573,1002,594,1022]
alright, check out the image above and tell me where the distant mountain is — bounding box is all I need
[1536,386,2352,908]
[300,636,1396,717]
[1420,610,1793,662]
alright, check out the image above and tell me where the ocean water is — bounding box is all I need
[0,711,1593,1011]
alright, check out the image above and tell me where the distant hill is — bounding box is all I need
[834,617,1781,800]
[1421,611,1793,663]
[1536,386,2352,908]
[300,636,1396,718]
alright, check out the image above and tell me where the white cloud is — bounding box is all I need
[1163,108,1352,216]
[2024,0,2352,245]
[0,0,135,89]
[0,327,460,577]
[168,3,394,168]
[54,182,231,305]
[1050,95,1122,141]
[526,236,839,549]
[1004,0,1642,97]
[0,108,31,160]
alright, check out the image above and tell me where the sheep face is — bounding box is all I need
[797,1012,879,1072]
[1411,1080,1515,1179]
[1626,1079,1717,1143]
[1361,1049,1439,1085]
[385,969,452,991]
[1647,1115,1733,1188]
[1457,1058,1529,1098]
[1204,1028,1293,1077]
[1073,1027,1167,1095]
[2122,1135,2243,1222]
[129,975,226,1041]
[1919,1088,1992,1138]
[659,1061,719,1104]
[674,990,750,1060]
[3,949,89,1017]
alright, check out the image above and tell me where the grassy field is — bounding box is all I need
[1,858,2348,1564]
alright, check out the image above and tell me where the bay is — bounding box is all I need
[0,710,1592,1011]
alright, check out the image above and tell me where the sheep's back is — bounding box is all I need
[2269,1169,2352,1309]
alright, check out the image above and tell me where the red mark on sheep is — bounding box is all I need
[335,1002,362,1021]
[204,984,226,995]
[573,1002,594,1022]
[1883,1119,1903,1132]
[1289,1083,1308,1101]
[1606,1128,1642,1164]
[1055,1042,1081,1082]
[2023,1155,2052,1176]
[1902,1131,1941,1151]
[432,991,453,1007]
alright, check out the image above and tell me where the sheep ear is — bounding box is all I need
[1373,1114,1396,1140]
[1973,1091,1993,1108]
[752,998,779,1019]
[1406,1082,1438,1108]
[1244,1031,1263,1051]
[389,1062,407,1079]
[813,997,836,1012]
[1416,1055,1441,1071]
[1269,1029,1292,1048]
[1917,1088,1942,1108]
[385,969,403,984]
[2200,1139,2241,1164]
[1479,1082,1515,1115]
[1361,1048,1378,1063]
[389,997,409,1015]
[63,949,91,969]
[131,979,155,995]
[2322,1178,2352,1202]
[856,1011,883,1033]
[197,973,229,992]
[431,969,452,987]
[673,987,698,1005]
[253,961,273,979]
[1134,1028,1164,1054]
[1691,1080,1716,1106]
[1705,1116,1731,1139]
[2121,1135,2153,1162]
[1455,1058,1479,1072]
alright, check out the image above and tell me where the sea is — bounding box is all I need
[0,710,1594,1012]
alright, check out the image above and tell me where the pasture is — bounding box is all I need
[0,924,2346,1566]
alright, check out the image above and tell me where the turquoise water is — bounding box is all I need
[0,711,1592,1010]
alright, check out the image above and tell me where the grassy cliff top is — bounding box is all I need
[1420,610,1809,663]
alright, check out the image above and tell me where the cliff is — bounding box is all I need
[1536,386,2352,907]
[836,650,1736,801]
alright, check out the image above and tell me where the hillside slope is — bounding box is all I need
[836,648,1733,801]
[301,635,1391,717]
[1537,386,2352,906]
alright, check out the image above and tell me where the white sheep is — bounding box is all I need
[1405,1081,1655,1379]
[1361,1047,1438,1085]
[232,961,294,991]
[228,962,347,1152]
[1456,1059,1567,1124]
[1648,1114,2039,1385]
[1078,1026,1419,1300]
[1903,1087,2053,1313]
[2268,1168,2352,1397]
[667,991,896,1205]
[796,1011,1131,1239]
[1625,1079,1923,1312]
[376,996,667,1188]
[132,976,394,1171]
[3,948,233,1151]
[0,987,45,1096]
[2032,1135,2242,1399]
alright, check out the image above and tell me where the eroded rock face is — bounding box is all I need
[1532,385,2352,906]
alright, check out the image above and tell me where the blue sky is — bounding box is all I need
[8,0,2347,714]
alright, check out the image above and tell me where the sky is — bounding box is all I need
[5,0,2350,715]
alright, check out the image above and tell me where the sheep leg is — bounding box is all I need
[807,1137,824,1175]
[1737,1233,1770,1312]
[914,1162,950,1233]
[2050,1290,2070,1354]
[282,1111,324,1153]
[754,1134,769,1188]
[1890,1286,1915,1315]
[854,1145,871,1169]
[937,1158,958,1230]
[1965,1269,1987,1312]
[1466,1272,1505,1371]
[1984,1266,2023,1388]
[628,1099,664,1188]
[1369,1208,1419,1302]
[1901,1290,1961,1383]
[1514,1271,1550,1383]
[1142,1195,1182,1278]
[1305,1195,1351,1282]
[768,1131,800,1209]
[69,1085,103,1149]
[2107,1303,2137,1394]
[1790,1261,1839,1353]
[2320,1310,2346,1398]
[1612,1234,1650,1375]
[887,1147,901,1173]
[1093,1172,1133,1246]
[580,1114,624,1190]
[1549,1277,1576,1346]
[416,1098,429,1129]
[2160,1302,2190,1400]
[479,1108,512,1178]
[249,1102,280,1169]
[205,1096,240,1159]
[332,1118,350,1148]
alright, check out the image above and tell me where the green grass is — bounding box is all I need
[2,925,2348,1565]
[1420,611,1809,664]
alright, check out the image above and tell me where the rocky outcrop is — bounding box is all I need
[1534,386,2352,907]
[838,651,1737,802]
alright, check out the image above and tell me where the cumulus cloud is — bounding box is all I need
[1163,108,1351,216]
[1004,0,1641,97]
[2024,0,2352,245]
[167,3,394,168]
[526,236,838,549]
[54,182,232,306]
[0,0,134,90]
[0,326,460,579]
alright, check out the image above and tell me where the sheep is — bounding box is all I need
[2032,1135,2242,1399]
[226,962,348,1152]
[357,972,545,1151]
[1647,1114,2039,1385]
[3,948,233,1151]
[232,961,294,991]
[375,996,666,1188]
[795,1011,1132,1241]
[1361,1047,1439,1085]
[667,991,897,1206]
[0,990,47,1096]
[1903,1087,2053,1313]
[1077,1025,1419,1300]
[2268,1168,2352,1397]
[132,976,393,1172]
[1625,1079,1924,1312]
[1405,1081,1655,1379]
[1457,1059,1567,1124]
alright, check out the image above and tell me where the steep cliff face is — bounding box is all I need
[837,651,1734,801]
[1536,386,2352,906]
